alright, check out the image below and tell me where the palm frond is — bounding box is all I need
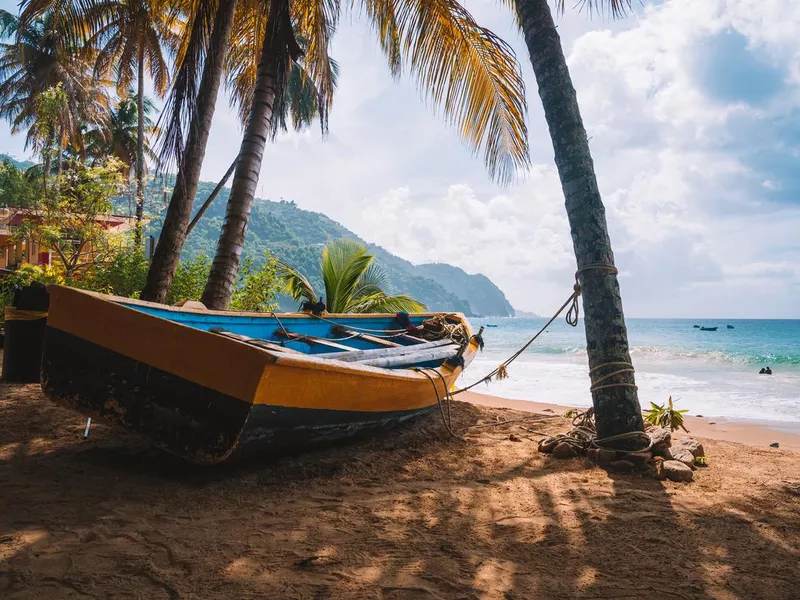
[351,260,389,299]
[292,0,338,133]
[277,260,318,305]
[554,0,633,19]
[362,0,530,184]
[351,292,427,314]
[320,238,374,313]
[156,0,220,171]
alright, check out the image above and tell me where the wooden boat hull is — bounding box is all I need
[41,286,478,464]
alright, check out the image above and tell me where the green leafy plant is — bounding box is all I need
[278,238,427,314]
[228,253,281,313]
[643,396,689,433]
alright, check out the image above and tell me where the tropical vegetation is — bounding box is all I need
[0,0,644,438]
[279,239,426,314]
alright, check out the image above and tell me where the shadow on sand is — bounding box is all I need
[1,382,799,599]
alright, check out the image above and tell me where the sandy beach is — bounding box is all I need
[2,382,800,599]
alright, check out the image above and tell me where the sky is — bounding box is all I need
[1,0,799,318]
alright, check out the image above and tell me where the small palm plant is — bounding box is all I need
[278,239,427,314]
[643,396,689,433]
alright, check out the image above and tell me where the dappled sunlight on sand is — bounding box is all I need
[2,382,799,598]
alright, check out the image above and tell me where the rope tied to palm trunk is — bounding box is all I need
[540,408,652,453]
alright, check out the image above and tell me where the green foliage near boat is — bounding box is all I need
[279,239,426,314]
[644,396,689,433]
[81,248,282,313]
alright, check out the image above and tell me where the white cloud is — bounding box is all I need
[1,0,799,317]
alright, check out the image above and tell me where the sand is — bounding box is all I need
[2,382,800,599]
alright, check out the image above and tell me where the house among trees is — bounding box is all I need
[0,207,136,271]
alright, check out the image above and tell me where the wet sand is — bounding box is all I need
[2,382,799,599]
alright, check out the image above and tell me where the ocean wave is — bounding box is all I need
[519,344,800,366]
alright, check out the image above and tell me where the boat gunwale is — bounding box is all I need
[61,285,460,321]
[44,285,479,385]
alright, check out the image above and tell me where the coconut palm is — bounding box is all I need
[280,239,427,314]
[139,0,239,303]
[0,8,109,159]
[200,0,531,310]
[21,0,179,243]
[87,0,177,243]
[509,0,643,441]
[84,94,158,176]
[140,0,337,302]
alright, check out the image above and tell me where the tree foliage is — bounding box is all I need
[279,238,427,313]
[11,157,126,279]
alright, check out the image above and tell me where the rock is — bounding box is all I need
[621,451,652,469]
[696,414,703,418]
[552,442,578,459]
[508,434,522,442]
[594,448,617,466]
[609,460,635,472]
[770,442,780,448]
[648,427,672,454]
[663,460,693,482]
[538,438,558,454]
[587,447,619,466]
[674,437,705,458]
[664,447,695,469]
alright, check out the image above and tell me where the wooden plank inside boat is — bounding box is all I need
[352,344,461,369]
[327,338,454,362]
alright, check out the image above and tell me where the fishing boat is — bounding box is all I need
[40,286,481,465]
[727,325,735,329]
[485,324,498,328]
[700,326,718,331]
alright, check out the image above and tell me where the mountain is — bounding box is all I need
[143,178,514,316]
[415,263,514,317]
[0,154,35,171]
[514,310,542,318]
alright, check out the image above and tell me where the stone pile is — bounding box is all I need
[538,425,708,483]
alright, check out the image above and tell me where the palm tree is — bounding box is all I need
[0,8,108,159]
[140,0,337,302]
[84,93,158,216]
[280,239,427,314]
[84,94,158,176]
[200,0,532,310]
[510,0,643,442]
[139,0,240,303]
[185,50,339,236]
[82,0,176,244]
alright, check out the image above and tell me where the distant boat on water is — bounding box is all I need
[693,325,700,329]
[485,324,498,328]
[700,326,718,331]
[727,325,735,329]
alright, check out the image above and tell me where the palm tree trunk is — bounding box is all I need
[56,125,64,180]
[134,50,146,247]
[186,156,237,235]
[201,0,299,309]
[513,0,644,442]
[140,0,239,303]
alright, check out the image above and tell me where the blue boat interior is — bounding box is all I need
[119,300,461,369]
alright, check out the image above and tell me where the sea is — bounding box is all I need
[460,318,800,424]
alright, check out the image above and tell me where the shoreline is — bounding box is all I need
[461,390,800,452]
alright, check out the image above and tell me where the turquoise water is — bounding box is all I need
[461,318,800,423]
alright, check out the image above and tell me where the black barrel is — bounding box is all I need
[2,283,50,383]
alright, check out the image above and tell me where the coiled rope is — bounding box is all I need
[540,408,652,453]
